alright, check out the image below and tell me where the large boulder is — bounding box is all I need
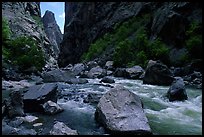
[143,60,175,86]
[23,83,58,112]
[49,121,78,135]
[95,86,152,135]
[87,66,106,78]
[41,69,75,82]
[167,77,188,101]
[125,65,144,79]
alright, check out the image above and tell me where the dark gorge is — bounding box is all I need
[2,2,202,135]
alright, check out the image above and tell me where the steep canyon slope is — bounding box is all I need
[58,2,202,68]
[2,2,58,71]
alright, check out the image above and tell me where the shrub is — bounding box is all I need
[185,21,202,59]
[5,36,45,71]
[2,18,11,46]
[113,39,133,67]
[81,13,169,68]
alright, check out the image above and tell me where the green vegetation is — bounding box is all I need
[185,21,202,59]
[113,27,168,67]
[2,18,45,71]
[2,18,11,46]
[81,14,169,68]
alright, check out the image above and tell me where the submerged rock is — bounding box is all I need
[23,83,58,112]
[167,77,188,101]
[143,60,174,86]
[95,85,152,135]
[49,121,78,135]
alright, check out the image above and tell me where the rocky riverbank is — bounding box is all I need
[2,59,202,135]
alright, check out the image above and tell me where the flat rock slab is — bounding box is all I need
[23,83,58,112]
[95,86,152,135]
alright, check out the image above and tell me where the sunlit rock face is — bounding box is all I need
[2,2,58,69]
[42,10,63,58]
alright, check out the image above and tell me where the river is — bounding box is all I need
[27,77,202,135]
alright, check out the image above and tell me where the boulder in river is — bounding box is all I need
[100,76,115,83]
[143,60,175,86]
[42,100,64,115]
[167,77,188,101]
[49,121,78,135]
[95,85,152,135]
[41,69,75,82]
[87,66,106,78]
[23,83,58,112]
[125,65,144,79]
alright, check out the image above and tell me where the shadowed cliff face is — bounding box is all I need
[58,2,144,67]
[42,10,63,58]
[58,2,202,67]
[2,2,58,68]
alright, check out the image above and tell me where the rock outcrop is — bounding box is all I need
[95,85,152,135]
[2,2,58,70]
[42,10,63,58]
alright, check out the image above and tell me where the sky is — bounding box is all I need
[40,2,65,34]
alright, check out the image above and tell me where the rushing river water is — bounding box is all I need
[26,77,202,135]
